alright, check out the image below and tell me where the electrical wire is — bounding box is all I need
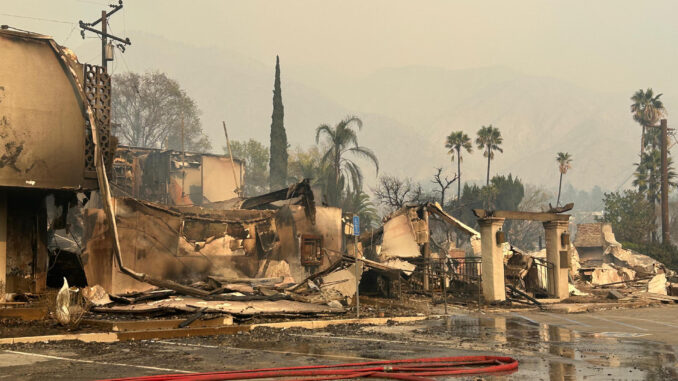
[63,24,78,43]
[0,13,75,25]
[117,43,132,72]
[74,0,110,5]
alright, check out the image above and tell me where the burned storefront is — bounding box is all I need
[79,180,345,295]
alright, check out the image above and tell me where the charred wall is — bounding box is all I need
[112,147,244,207]
[80,196,343,294]
[1,189,48,295]
[0,30,112,190]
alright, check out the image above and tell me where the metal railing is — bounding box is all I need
[527,257,555,297]
[449,257,482,286]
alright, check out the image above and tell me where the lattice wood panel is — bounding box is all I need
[83,64,112,177]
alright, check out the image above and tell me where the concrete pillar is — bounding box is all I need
[0,190,6,302]
[478,217,506,302]
[543,220,570,300]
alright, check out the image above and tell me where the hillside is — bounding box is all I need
[74,32,641,191]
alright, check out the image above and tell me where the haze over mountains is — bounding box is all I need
[92,31,641,193]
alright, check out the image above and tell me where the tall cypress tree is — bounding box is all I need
[269,55,288,190]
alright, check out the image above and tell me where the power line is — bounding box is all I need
[78,0,131,71]
[117,44,132,73]
[74,0,109,5]
[615,170,635,192]
[0,13,75,25]
[63,24,78,42]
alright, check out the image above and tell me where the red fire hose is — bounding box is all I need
[102,356,518,381]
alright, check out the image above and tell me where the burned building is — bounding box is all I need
[573,222,621,267]
[111,146,244,206]
[0,29,113,299]
[80,180,344,294]
[359,202,480,295]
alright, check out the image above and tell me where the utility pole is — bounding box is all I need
[661,119,670,244]
[422,206,431,292]
[223,121,241,196]
[101,11,107,70]
[79,0,131,72]
[352,215,360,318]
[181,112,186,198]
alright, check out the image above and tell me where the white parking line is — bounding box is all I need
[151,340,218,349]
[287,333,486,348]
[510,313,540,325]
[614,316,678,329]
[539,312,593,328]
[153,340,372,361]
[587,316,648,331]
[289,334,404,344]
[3,350,193,374]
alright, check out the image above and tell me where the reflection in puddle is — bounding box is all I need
[429,314,678,380]
[210,314,678,380]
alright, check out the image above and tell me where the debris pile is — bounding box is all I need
[359,202,480,298]
[504,222,678,305]
[85,261,368,321]
[572,223,676,299]
[27,258,369,329]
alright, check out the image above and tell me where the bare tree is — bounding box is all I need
[431,167,457,206]
[374,175,424,212]
[112,71,210,152]
[507,184,552,250]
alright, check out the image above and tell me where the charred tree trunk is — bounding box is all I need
[486,148,491,186]
[557,172,563,207]
[457,148,462,203]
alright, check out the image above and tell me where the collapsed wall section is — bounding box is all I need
[80,197,343,294]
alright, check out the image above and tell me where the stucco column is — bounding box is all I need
[543,220,570,300]
[478,217,506,302]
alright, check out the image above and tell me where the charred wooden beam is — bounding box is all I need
[473,209,570,222]
[548,202,574,213]
[241,179,316,224]
[427,202,479,236]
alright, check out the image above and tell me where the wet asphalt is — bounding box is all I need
[1,305,677,380]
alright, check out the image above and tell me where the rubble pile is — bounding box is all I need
[504,222,678,305]
[13,259,369,330]
[79,259,372,323]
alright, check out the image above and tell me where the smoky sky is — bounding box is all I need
[3,0,677,96]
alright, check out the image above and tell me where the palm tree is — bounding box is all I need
[475,125,503,186]
[631,88,666,155]
[445,131,473,203]
[633,150,677,205]
[288,146,333,198]
[315,116,379,206]
[633,150,677,242]
[556,152,573,207]
[341,187,378,231]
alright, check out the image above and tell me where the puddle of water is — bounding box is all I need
[413,314,678,380]
[171,314,678,380]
